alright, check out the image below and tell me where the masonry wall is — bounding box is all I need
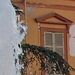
[26,7,75,75]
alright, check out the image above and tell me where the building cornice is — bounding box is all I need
[26,2,75,11]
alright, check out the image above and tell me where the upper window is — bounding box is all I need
[44,32,64,57]
[35,12,72,60]
[40,27,68,60]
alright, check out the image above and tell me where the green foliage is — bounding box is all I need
[19,44,75,75]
